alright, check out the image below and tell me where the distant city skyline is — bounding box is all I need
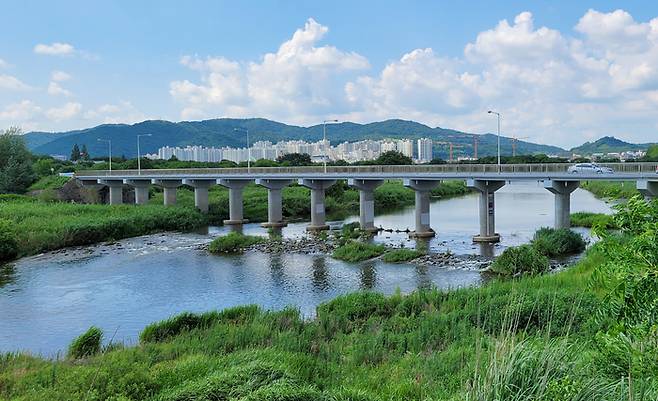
[3,1,658,147]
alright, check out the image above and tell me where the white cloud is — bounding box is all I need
[174,11,658,146]
[0,100,41,121]
[0,59,7,68]
[47,82,72,97]
[170,18,369,124]
[83,101,147,124]
[0,74,31,91]
[34,42,76,56]
[46,102,82,121]
[51,70,72,82]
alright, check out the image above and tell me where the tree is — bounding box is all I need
[644,144,658,161]
[0,127,36,194]
[80,144,90,160]
[70,144,81,161]
[33,158,55,177]
[373,151,413,165]
[277,153,312,166]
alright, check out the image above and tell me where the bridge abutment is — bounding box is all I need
[403,179,440,238]
[99,179,125,205]
[467,179,505,242]
[348,179,384,233]
[637,180,658,198]
[183,179,217,213]
[218,179,252,224]
[153,179,183,206]
[256,179,294,227]
[299,179,337,231]
[544,180,579,229]
[125,179,151,205]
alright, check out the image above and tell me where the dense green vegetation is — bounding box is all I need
[581,180,639,199]
[332,240,386,262]
[531,227,586,257]
[207,232,265,254]
[490,244,550,276]
[27,175,70,191]
[381,248,426,263]
[570,211,617,228]
[1,197,656,400]
[0,127,36,194]
[67,327,103,359]
[0,196,206,260]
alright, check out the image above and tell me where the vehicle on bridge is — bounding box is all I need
[567,163,614,174]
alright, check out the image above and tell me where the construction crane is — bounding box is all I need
[435,141,465,163]
[512,135,530,157]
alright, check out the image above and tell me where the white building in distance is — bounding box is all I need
[417,138,433,162]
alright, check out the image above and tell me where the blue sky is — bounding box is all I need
[2,1,658,147]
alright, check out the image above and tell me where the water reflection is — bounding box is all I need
[0,264,16,288]
[311,256,329,291]
[414,264,432,290]
[359,261,377,289]
[478,243,495,258]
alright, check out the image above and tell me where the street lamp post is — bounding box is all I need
[233,128,250,172]
[488,111,501,172]
[97,138,112,172]
[137,134,152,175]
[322,119,338,173]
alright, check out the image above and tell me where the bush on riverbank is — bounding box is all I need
[532,227,587,257]
[570,212,617,229]
[332,240,386,262]
[490,244,550,276]
[208,232,265,254]
[0,199,206,260]
[68,326,102,359]
[581,180,639,199]
[0,218,18,262]
[382,248,425,263]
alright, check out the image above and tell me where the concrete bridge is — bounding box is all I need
[75,162,658,243]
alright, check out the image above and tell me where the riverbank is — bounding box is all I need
[0,195,206,261]
[581,180,639,200]
[2,220,654,399]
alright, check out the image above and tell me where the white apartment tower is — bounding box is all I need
[417,138,433,162]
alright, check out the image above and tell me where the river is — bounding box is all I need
[0,182,612,356]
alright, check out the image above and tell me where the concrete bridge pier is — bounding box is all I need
[403,179,440,238]
[99,179,125,205]
[256,179,294,227]
[348,178,384,233]
[543,180,579,229]
[299,179,337,231]
[467,179,505,242]
[183,179,216,213]
[637,180,658,198]
[218,179,253,225]
[125,179,151,205]
[153,179,183,206]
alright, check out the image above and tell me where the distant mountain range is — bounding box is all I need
[22,118,652,160]
[569,136,652,155]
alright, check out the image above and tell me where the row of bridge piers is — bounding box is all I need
[81,177,658,242]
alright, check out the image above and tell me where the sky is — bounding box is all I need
[2,0,658,148]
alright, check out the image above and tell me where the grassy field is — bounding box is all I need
[0,199,655,400]
[581,180,640,199]
[0,195,206,259]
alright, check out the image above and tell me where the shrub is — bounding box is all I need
[490,244,550,276]
[140,311,220,343]
[382,248,425,263]
[208,232,265,254]
[532,227,586,257]
[68,326,103,359]
[570,212,617,229]
[332,241,386,262]
[0,218,18,262]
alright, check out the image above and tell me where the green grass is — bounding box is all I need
[3,245,649,400]
[27,175,70,191]
[332,240,386,262]
[207,232,265,254]
[0,198,206,259]
[581,180,639,200]
[490,244,550,276]
[571,212,617,229]
[67,326,102,359]
[531,227,586,257]
[382,248,426,263]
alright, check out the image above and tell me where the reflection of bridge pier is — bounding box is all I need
[77,163,658,244]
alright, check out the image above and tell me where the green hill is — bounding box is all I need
[569,136,653,155]
[25,118,568,160]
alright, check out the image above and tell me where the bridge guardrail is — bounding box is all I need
[73,162,658,177]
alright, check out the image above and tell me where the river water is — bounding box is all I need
[0,183,612,356]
